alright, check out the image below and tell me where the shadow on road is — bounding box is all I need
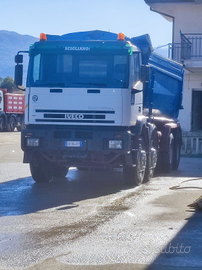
[1,157,202,218]
[144,157,202,270]
[145,209,202,270]
[0,168,128,217]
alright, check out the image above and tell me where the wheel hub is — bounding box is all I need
[150,148,157,168]
[139,150,147,171]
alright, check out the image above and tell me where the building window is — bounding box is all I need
[191,90,202,131]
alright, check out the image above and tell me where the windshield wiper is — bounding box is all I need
[72,82,106,87]
[34,82,66,87]
[45,83,66,87]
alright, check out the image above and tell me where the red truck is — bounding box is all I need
[0,88,25,132]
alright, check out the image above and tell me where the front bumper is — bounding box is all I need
[21,125,132,168]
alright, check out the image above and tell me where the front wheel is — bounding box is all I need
[123,143,147,186]
[53,166,69,178]
[30,152,54,183]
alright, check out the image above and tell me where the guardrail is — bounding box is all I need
[181,132,202,155]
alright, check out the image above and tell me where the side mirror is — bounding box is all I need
[141,65,150,83]
[132,80,143,94]
[15,54,23,64]
[15,64,23,86]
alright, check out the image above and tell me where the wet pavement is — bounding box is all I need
[0,132,202,270]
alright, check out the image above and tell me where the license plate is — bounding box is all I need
[65,141,82,147]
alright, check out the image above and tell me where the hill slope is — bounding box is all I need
[0,30,37,79]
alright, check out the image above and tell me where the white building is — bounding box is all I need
[145,0,202,154]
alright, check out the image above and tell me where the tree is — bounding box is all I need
[0,76,16,92]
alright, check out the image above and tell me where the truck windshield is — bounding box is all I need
[27,53,129,88]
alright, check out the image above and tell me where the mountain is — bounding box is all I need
[0,30,172,83]
[0,30,37,80]
[153,46,170,59]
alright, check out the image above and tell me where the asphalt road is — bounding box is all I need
[0,132,202,270]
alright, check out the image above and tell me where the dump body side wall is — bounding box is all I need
[0,90,25,132]
[4,94,25,114]
[143,53,184,120]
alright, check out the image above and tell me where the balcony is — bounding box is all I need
[169,33,202,70]
[168,34,202,154]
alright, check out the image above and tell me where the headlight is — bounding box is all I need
[26,138,40,147]
[109,140,123,149]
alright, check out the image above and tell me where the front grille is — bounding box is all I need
[44,114,105,120]
[36,119,114,123]
[35,109,115,124]
[36,109,115,114]
[44,114,65,119]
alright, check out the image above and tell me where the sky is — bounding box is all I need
[1,0,172,48]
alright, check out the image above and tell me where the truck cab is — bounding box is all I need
[25,35,144,127]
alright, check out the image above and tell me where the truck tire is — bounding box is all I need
[144,147,157,182]
[77,167,89,171]
[158,133,174,173]
[17,115,25,131]
[7,116,16,132]
[173,131,181,170]
[123,138,147,186]
[143,128,158,182]
[53,166,69,178]
[0,117,5,131]
[30,152,54,183]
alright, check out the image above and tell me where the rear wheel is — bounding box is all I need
[158,133,174,173]
[173,131,181,170]
[123,138,147,186]
[30,152,54,183]
[7,116,16,132]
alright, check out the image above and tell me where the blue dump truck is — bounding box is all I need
[15,30,183,186]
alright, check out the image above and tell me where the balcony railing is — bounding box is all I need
[168,33,202,63]
[181,132,202,155]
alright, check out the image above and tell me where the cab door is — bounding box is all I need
[130,53,143,124]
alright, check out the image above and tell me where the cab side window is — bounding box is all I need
[134,53,140,83]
